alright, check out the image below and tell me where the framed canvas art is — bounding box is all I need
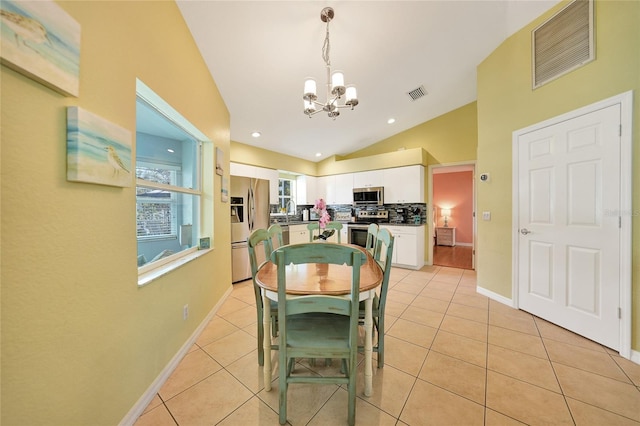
[215,147,224,176]
[67,107,132,187]
[0,0,80,97]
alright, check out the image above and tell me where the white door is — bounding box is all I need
[517,104,621,350]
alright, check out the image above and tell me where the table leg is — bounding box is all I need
[364,294,373,397]
[263,292,272,391]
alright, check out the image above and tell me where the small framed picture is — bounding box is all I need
[215,147,224,176]
[199,237,210,250]
[221,176,229,202]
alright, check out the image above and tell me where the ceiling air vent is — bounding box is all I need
[532,0,594,89]
[407,85,427,101]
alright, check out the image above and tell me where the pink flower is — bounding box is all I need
[313,198,329,229]
[319,210,330,229]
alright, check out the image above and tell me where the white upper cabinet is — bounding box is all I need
[334,174,353,204]
[383,165,424,203]
[317,174,353,205]
[230,162,279,204]
[316,176,331,203]
[296,175,317,205]
[353,170,384,188]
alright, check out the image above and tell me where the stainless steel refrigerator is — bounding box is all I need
[231,176,270,282]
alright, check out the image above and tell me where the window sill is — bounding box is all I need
[138,248,212,287]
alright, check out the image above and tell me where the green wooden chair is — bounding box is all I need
[365,223,379,256]
[268,223,284,249]
[307,221,343,243]
[272,243,365,426]
[359,227,394,368]
[247,228,278,366]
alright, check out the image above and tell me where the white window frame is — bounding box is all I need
[136,79,211,285]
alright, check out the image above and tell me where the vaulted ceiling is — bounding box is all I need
[176,1,560,162]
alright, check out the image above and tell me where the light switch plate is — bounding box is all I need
[482,211,491,221]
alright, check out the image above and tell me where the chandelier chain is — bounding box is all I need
[322,19,331,67]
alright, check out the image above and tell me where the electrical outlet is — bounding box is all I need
[183,304,189,320]
[482,211,491,221]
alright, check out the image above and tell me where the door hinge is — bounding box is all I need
[472,211,476,217]
[619,124,622,137]
[619,216,622,228]
[618,307,622,319]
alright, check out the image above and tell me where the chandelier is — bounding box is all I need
[303,7,358,119]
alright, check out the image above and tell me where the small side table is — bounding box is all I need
[436,227,456,246]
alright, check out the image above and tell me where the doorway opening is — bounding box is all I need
[428,162,476,270]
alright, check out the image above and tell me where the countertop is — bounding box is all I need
[273,220,424,227]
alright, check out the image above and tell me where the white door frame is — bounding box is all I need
[427,161,476,268]
[512,90,633,359]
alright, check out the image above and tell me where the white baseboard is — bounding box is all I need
[476,285,514,307]
[477,286,640,366]
[119,285,233,426]
[454,242,473,247]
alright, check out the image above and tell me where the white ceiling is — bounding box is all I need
[176,0,560,162]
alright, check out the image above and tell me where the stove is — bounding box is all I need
[356,209,388,223]
[347,210,388,247]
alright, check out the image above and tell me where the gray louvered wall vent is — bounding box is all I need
[407,85,427,101]
[532,0,594,89]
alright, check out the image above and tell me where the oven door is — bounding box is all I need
[348,225,369,248]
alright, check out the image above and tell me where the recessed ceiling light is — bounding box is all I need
[251,131,261,138]
[167,148,175,153]
[315,152,322,157]
[387,118,396,124]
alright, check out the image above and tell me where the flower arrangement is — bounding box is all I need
[313,198,330,229]
[313,198,335,240]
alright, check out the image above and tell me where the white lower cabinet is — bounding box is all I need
[380,225,425,270]
[289,224,310,244]
[340,226,348,244]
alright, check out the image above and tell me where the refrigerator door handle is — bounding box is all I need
[247,187,255,231]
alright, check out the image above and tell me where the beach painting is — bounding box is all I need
[1,0,80,97]
[67,107,132,187]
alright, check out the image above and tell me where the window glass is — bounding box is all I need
[135,95,201,268]
[278,178,294,212]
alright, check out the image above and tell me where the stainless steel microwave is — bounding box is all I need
[353,187,384,206]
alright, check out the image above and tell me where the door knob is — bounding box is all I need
[520,228,531,235]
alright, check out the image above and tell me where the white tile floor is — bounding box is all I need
[134,265,640,425]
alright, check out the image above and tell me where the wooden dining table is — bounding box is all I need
[255,244,383,397]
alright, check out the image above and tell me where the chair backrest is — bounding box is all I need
[268,223,284,249]
[373,228,394,307]
[307,221,343,243]
[271,243,365,318]
[365,223,379,256]
[307,222,320,242]
[247,228,273,281]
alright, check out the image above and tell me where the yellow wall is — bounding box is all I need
[1,1,231,424]
[230,140,317,175]
[343,101,478,167]
[476,0,640,350]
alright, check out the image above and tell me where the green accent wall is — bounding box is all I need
[1,1,231,424]
[476,0,640,350]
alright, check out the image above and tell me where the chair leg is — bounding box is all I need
[271,313,278,337]
[347,355,356,426]
[377,317,384,368]
[257,309,264,366]
[279,355,288,424]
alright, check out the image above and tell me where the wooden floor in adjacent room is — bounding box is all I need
[433,244,473,270]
